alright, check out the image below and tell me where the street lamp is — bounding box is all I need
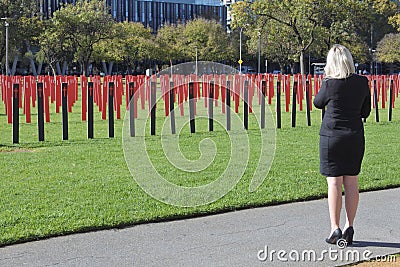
[257,29,261,73]
[1,18,9,76]
[369,48,376,75]
[195,46,198,76]
[239,28,243,74]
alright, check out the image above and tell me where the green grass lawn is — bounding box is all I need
[0,92,399,247]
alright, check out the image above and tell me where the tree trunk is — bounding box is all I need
[62,61,68,75]
[39,0,44,20]
[299,50,305,76]
[82,61,86,76]
[29,58,38,76]
[37,62,43,75]
[56,62,62,75]
[289,63,295,75]
[102,60,108,75]
[279,64,285,74]
[108,62,114,75]
[50,64,57,93]
[299,50,306,91]
[47,0,52,18]
[11,56,18,75]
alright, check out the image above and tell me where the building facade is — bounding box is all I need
[39,0,227,32]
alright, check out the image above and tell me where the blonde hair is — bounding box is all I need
[324,44,355,79]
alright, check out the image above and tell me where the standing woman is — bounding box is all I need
[313,44,371,245]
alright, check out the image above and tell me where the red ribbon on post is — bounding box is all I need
[81,75,87,121]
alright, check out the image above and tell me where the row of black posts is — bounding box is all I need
[10,79,395,143]
[373,79,395,122]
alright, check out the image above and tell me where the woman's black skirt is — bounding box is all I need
[319,134,365,177]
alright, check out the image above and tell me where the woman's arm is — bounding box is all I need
[361,85,371,119]
[313,79,329,109]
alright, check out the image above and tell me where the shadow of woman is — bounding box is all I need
[351,241,400,249]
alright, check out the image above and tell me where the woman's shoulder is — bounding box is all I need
[322,77,341,85]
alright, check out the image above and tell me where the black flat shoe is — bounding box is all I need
[342,226,354,245]
[325,228,342,244]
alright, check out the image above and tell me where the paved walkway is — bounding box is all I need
[1,188,399,267]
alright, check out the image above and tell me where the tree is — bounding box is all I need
[94,22,156,74]
[246,21,296,73]
[232,0,399,73]
[389,13,400,32]
[50,0,115,75]
[155,19,235,65]
[155,24,186,63]
[386,0,400,32]
[376,33,400,63]
[0,0,40,74]
[231,0,328,74]
[182,18,234,62]
[37,20,74,76]
[250,0,325,76]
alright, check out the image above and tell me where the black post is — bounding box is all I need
[291,81,297,127]
[243,80,249,130]
[108,82,115,138]
[12,84,19,144]
[261,80,266,129]
[128,82,135,137]
[169,82,176,134]
[150,81,156,135]
[373,80,379,122]
[305,80,311,126]
[226,81,231,131]
[189,82,195,133]
[37,82,45,141]
[276,80,281,129]
[208,81,214,132]
[388,79,394,122]
[88,82,94,139]
[62,83,68,140]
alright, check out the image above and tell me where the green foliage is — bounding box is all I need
[2,0,399,72]
[38,13,236,73]
[181,19,234,62]
[230,1,255,30]
[236,0,326,74]
[155,24,186,62]
[94,22,156,72]
[0,0,41,65]
[154,19,235,64]
[231,0,400,69]
[246,22,296,71]
[390,13,400,32]
[38,20,74,74]
[376,33,400,62]
[49,0,115,75]
[386,0,400,32]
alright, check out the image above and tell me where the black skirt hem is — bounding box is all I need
[319,134,365,177]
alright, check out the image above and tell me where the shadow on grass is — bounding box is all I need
[0,137,117,150]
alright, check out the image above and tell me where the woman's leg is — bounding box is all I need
[343,175,359,229]
[327,176,343,231]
